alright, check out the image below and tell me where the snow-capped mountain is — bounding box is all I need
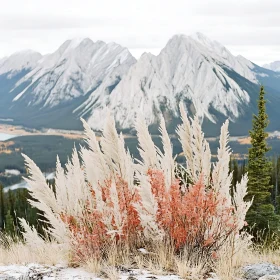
[0,38,136,129]
[263,61,280,72]
[0,50,42,77]
[12,38,136,107]
[0,33,280,136]
[82,33,280,135]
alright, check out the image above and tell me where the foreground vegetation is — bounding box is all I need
[0,105,252,279]
[0,88,280,279]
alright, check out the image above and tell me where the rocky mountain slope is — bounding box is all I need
[82,33,280,135]
[0,38,136,129]
[0,33,280,136]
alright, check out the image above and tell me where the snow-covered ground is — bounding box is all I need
[4,169,21,176]
[1,262,280,279]
[0,264,181,279]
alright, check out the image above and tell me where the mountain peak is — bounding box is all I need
[166,33,225,58]
[11,37,136,108]
[263,61,280,72]
[56,38,95,54]
[13,49,41,55]
[191,32,213,43]
[0,50,42,76]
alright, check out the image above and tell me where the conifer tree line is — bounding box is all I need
[0,180,54,235]
[229,156,280,216]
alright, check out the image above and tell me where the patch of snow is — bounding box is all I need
[3,181,28,193]
[207,272,220,280]
[45,172,55,180]
[0,264,183,279]
[256,73,269,77]
[0,118,13,122]
[259,276,280,280]
[4,169,20,176]
[0,264,30,279]
[13,91,26,101]
[268,131,280,138]
[137,248,149,254]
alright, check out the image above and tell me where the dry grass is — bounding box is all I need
[83,239,206,279]
[175,258,204,280]
[80,236,278,280]
[240,248,280,267]
[1,233,280,280]
[83,257,102,275]
[102,265,120,280]
[0,234,67,266]
[105,242,132,268]
[145,241,176,274]
[213,232,280,280]
[83,242,134,277]
[214,233,251,280]
[71,238,280,280]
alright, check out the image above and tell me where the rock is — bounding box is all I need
[127,277,137,280]
[258,276,280,280]
[243,263,280,280]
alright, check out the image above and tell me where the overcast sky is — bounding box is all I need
[0,0,279,65]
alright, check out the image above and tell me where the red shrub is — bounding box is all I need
[61,175,141,263]
[147,169,238,253]
[61,168,238,264]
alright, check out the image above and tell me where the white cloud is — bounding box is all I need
[0,0,279,64]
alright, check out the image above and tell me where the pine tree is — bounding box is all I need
[229,157,239,197]
[246,86,280,233]
[276,156,280,214]
[0,185,4,230]
[232,158,239,187]
[4,210,15,235]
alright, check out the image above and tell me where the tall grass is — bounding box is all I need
[1,105,255,278]
[0,232,67,265]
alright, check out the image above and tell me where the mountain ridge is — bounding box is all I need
[263,61,280,72]
[0,33,279,136]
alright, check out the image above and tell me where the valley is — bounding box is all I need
[0,125,280,191]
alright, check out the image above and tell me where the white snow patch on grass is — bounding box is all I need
[0,264,184,279]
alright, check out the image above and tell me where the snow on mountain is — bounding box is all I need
[11,38,136,107]
[191,33,257,82]
[85,33,260,131]
[0,50,42,78]
[263,61,280,72]
[0,33,279,135]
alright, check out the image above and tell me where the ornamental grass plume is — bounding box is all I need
[19,103,252,271]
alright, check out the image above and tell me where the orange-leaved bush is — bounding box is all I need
[61,175,142,263]
[61,167,238,264]
[146,169,238,261]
